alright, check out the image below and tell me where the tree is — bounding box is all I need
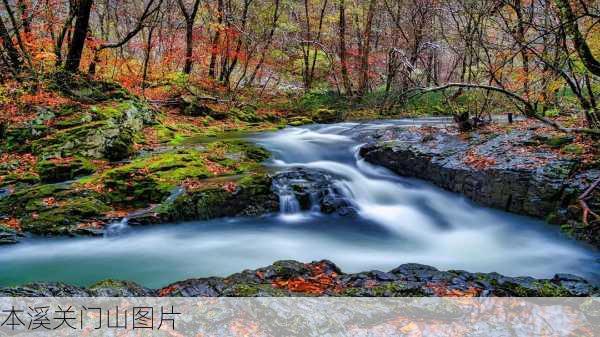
[0,16,21,69]
[338,0,352,95]
[176,0,202,74]
[555,0,600,77]
[87,0,163,75]
[357,0,376,96]
[65,0,94,72]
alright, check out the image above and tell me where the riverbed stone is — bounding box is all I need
[0,224,20,245]
[272,168,357,215]
[2,260,595,297]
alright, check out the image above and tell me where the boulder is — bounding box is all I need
[272,168,357,215]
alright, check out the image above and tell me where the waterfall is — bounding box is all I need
[104,217,130,237]
[272,178,301,214]
[278,187,301,214]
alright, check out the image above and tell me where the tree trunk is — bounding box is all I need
[176,0,201,75]
[0,17,21,69]
[208,0,224,79]
[358,0,376,96]
[142,26,156,95]
[555,0,600,77]
[183,20,194,74]
[65,0,94,73]
[339,0,352,95]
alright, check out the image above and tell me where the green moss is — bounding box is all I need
[533,281,570,297]
[544,135,573,148]
[3,171,40,186]
[370,282,406,296]
[341,287,362,296]
[30,120,112,158]
[231,106,263,123]
[562,144,585,155]
[288,117,314,126]
[20,197,110,235]
[36,157,95,183]
[311,108,339,123]
[99,149,209,205]
[54,113,93,129]
[224,283,287,297]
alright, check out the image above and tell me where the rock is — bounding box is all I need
[312,108,340,123]
[135,173,279,224]
[30,100,155,161]
[50,71,131,103]
[159,278,226,297]
[36,157,95,183]
[104,127,135,161]
[552,274,595,296]
[231,106,263,123]
[0,283,90,297]
[88,280,156,297]
[359,127,598,247]
[272,168,357,215]
[0,225,19,245]
[0,183,110,236]
[3,260,595,297]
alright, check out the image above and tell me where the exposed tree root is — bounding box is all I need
[578,177,600,227]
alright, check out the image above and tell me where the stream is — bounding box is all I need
[0,119,598,288]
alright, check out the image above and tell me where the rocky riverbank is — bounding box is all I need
[359,124,600,247]
[0,73,292,243]
[0,260,596,297]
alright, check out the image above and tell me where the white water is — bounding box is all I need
[0,120,597,288]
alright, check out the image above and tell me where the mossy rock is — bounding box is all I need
[311,108,340,123]
[54,113,94,129]
[288,117,314,126]
[30,120,115,159]
[101,149,211,206]
[0,224,20,245]
[104,127,135,161]
[88,280,155,296]
[562,144,585,155]
[543,135,574,148]
[1,171,40,187]
[221,283,287,297]
[231,106,263,123]
[0,183,68,216]
[4,123,50,152]
[29,100,154,160]
[50,71,131,103]
[20,197,110,235]
[36,157,95,183]
[180,95,214,117]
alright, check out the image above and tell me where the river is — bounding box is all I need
[0,120,597,288]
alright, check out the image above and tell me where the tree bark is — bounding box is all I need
[208,0,224,79]
[339,0,352,95]
[0,17,21,69]
[65,0,94,73]
[176,0,201,75]
[358,0,376,96]
[555,0,600,77]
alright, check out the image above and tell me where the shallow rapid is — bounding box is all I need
[0,120,598,288]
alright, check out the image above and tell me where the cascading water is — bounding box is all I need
[273,182,301,214]
[0,119,597,288]
[104,218,130,237]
